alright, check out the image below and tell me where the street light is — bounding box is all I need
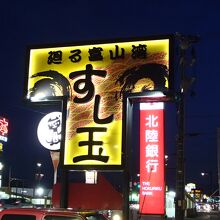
[35,173,44,184]
[37,163,42,168]
[36,187,44,197]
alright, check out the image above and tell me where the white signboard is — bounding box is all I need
[37,112,62,151]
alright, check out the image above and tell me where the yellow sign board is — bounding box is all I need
[26,36,172,170]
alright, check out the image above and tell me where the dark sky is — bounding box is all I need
[0,1,220,193]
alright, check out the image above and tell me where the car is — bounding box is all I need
[0,208,109,220]
[0,198,33,210]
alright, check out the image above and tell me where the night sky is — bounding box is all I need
[0,1,220,194]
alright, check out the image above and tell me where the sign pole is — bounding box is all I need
[60,97,68,208]
[123,95,133,220]
[175,87,185,220]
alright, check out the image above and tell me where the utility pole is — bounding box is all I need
[175,33,199,220]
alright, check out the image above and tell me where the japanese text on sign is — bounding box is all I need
[26,37,171,169]
[139,102,165,215]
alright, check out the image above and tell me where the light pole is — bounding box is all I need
[34,162,44,197]
[201,171,213,196]
[35,163,44,185]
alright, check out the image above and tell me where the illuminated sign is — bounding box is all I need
[139,102,165,215]
[0,117,9,142]
[37,112,62,151]
[25,36,172,169]
[85,170,97,184]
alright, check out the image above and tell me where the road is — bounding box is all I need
[137,211,220,220]
[191,211,220,220]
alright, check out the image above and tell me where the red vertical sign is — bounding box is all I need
[139,102,165,215]
[0,117,9,142]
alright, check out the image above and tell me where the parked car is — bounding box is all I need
[0,208,109,220]
[0,198,33,210]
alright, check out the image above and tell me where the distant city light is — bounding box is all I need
[167,191,176,197]
[0,162,3,171]
[112,214,121,220]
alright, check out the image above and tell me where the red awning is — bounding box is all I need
[52,174,123,210]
